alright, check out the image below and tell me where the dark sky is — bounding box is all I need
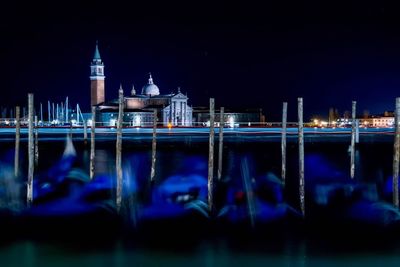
[1,1,400,121]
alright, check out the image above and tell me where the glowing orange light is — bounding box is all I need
[168,122,172,129]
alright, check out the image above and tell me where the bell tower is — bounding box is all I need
[90,41,105,106]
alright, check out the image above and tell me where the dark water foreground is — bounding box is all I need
[2,227,400,267]
[1,134,400,266]
[2,239,400,267]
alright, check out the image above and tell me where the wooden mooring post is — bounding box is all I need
[350,101,356,179]
[90,106,96,180]
[34,115,39,166]
[77,104,87,144]
[217,107,224,181]
[208,98,215,213]
[393,97,400,207]
[14,106,20,177]
[355,119,360,144]
[116,86,124,211]
[298,97,305,216]
[83,120,88,144]
[27,94,34,206]
[282,102,288,186]
[150,109,157,183]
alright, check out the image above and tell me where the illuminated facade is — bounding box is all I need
[91,43,192,127]
[361,117,394,127]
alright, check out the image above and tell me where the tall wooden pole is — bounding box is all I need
[351,101,356,179]
[217,107,224,180]
[150,109,157,182]
[298,97,305,216]
[34,115,39,166]
[355,119,360,144]
[83,120,88,144]
[90,106,96,180]
[116,87,124,211]
[14,106,20,177]
[393,97,400,208]
[282,102,288,186]
[208,98,215,213]
[27,94,34,206]
[78,104,88,144]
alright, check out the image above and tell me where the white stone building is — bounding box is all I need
[91,43,193,127]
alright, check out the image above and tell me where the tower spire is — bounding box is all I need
[93,40,101,61]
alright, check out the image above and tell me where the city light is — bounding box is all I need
[109,119,116,127]
[229,116,235,128]
[134,115,141,127]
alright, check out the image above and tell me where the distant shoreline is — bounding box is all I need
[0,127,396,143]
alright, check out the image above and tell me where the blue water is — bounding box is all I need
[0,131,400,266]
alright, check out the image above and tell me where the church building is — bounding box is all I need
[90,42,193,127]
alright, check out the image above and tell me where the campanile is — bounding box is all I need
[90,41,105,106]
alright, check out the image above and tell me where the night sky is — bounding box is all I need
[1,1,400,121]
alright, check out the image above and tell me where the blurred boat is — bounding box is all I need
[19,137,120,240]
[135,173,210,240]
[217,156,301,236]
[305,154,400,238]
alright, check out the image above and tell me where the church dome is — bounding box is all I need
[141,73,160,96]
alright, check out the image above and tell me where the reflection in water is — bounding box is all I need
[355,148,361,180]
[95,149,113,176]
[0,160,22,212]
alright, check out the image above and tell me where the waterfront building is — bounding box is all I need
[360,116,394,128]
[192,107,265,127]
[91,43,193,127]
